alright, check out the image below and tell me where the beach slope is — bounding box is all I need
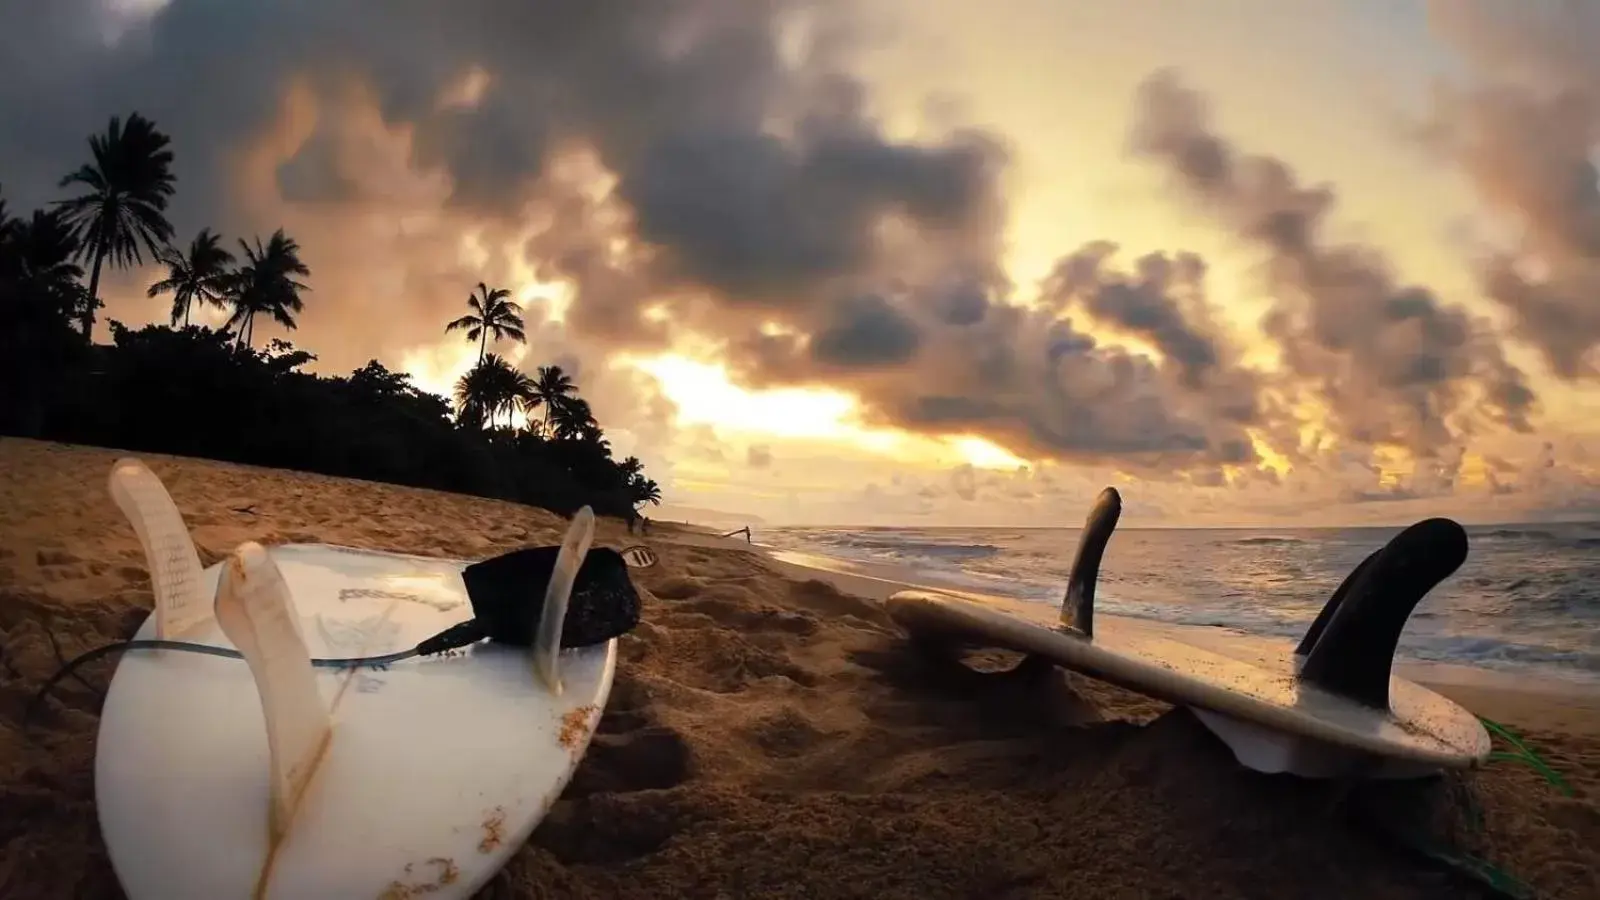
[1,439,1596,899]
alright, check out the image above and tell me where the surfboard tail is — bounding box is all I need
[1295,518,1469,709]
[213,541,332,843]
[108,458,210,639]
[533,507,596,697]
[1060,487,1122,638]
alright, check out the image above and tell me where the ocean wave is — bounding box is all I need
[1221,536,1308,547]
[798,534,1002,563]
[1477,527,1559,541]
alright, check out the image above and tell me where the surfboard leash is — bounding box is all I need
[23,542,661,730]
[1477,716,1574,796]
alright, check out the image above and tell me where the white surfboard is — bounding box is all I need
[95,459,618,899]
[887,488,1492,779]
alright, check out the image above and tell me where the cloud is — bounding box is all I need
[1424,0,1600,380]
[950,464,977,501]
[4,1,1597,523]
[1130,69,1540,460]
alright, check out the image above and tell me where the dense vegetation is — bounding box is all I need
[0,113,661,522]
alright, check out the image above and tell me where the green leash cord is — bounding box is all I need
[1479,716,1574,797]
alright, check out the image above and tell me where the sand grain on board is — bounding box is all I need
[2,438,1597,899]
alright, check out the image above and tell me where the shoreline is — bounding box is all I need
[736,543,1600,736]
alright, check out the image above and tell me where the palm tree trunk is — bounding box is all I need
[183,300,191,328]
[82,250,105,340]
[478,329,487,364]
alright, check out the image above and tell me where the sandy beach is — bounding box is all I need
[1,438,1596,899]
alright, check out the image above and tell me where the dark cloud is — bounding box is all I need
[1038,241,1227,390]
[808,293,922,368]
[746,444,773,468]
[1426,0,1600,379]
[1130,69,1538,455]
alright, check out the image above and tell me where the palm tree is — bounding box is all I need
[629,477,662,509]
[3,208,85,316]
[531,365,577,433]
[54,112,177,338]
[147,228,235,327]
[549,396,598,440]
[453,353,533,429]
[227,229,310,348]
[617,455,645,484]
[445,282,525,364]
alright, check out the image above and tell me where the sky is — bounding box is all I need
[4,0,1600,527]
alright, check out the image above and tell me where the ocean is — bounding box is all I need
[755,523,1600,687]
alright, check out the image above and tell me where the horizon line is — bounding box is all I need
[724,517,1600,532]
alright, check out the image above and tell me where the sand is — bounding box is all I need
[1,438,1597,900]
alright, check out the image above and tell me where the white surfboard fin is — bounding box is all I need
[213,541,332,842]
[1190,708,1443,780]
[108,457,210,639]
[533,506,596,697]
[1059,486,1121,638]
[1293,518,1469,709]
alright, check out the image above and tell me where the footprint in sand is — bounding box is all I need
[739,705,835,760]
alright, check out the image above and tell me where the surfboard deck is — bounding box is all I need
[888,588,1489,773]
[95,543,616,900]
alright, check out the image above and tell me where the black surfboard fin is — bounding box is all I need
[1296,518,1469,709]
[1060,487,1122,639]
[1293,548,1381,658]
[460,544,650,649]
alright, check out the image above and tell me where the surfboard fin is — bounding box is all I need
[213,541,333,843]
[1060,487,1122,638]
[108,458,210,639]
[533,507,596,697]
[1295,518,1469,709]
[1292,549,1380,660]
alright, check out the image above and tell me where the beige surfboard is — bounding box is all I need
[886,488,1492,779]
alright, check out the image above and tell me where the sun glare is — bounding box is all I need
[630,354,1035,470]
[949,436,1027,469]
[630,356,863,439]
[397,343,476,403]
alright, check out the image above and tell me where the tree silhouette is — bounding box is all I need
[4,208,84,306]
[3,120,658,524]
[629,477,662,509]
[227,229,310,348]
[1,195,89,436]
[54,112,176,338]
[445,282,525,364]
[531,364,577,433]
[453,353,533,429]
[549,395,598,440]
[148,228,235,327]
[617,455,644,483]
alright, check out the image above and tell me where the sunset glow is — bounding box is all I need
[15,0,1600,525]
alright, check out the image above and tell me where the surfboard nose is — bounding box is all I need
[1061,487,1122,638]
[1296,517,1470,710]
